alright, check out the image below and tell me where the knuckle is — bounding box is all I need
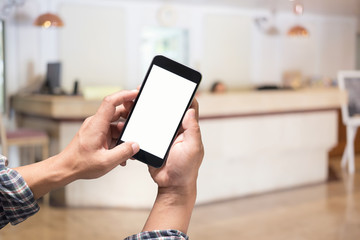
[83,116,92,125]
[102,95,113,105]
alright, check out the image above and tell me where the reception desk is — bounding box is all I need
[12,88,345,207]
[196,88,343,203]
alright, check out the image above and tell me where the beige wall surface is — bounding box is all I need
[59,4,127,92]
[203,14,252,88]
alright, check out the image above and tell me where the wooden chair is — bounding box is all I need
[338,71,360,174]
[0,114,50,203]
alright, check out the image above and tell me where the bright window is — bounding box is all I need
[141,27,188,75]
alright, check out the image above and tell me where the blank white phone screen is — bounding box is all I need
[121,65,197,159]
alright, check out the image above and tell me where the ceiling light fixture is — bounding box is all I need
[294,3,304,15]
[254,0,280,37]
[287,1,309,37]
[34,12,64,28]
[288,25,309,37]
[255,16,280,36]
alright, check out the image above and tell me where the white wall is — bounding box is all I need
[4,0,357,95]
[5,0,59,95]
[202,12,252,87]
[58,3,127,92]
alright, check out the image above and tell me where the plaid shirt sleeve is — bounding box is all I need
[0,156,39,229]
[124,229,189,240]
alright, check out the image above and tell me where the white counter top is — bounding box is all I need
[197,88,345,118]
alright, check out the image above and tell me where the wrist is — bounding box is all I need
[44,154,78,189]
[142,184,197,233]
[157,184,197,207]
[52,150,82,185]
[14,153,78,199]
[39,148,81,192]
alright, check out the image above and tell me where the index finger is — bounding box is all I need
[95,90,138,124]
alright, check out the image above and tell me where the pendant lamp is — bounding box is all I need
[34,12,64,28]
[288,25,309,37]
[287,2,309,37]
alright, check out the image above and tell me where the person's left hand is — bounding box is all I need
[148,99,204,191]
[60,90,140,180]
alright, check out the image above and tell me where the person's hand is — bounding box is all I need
[148,98,204,191]
[142,99,204,233]
[60,90,140,180]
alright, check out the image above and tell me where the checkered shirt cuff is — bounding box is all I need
[0,156,40,228]
[124,229,189,240]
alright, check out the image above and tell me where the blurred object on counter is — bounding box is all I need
[306,76,335,88]
[210,80,227,94]
[282,70,303,89]
[255,84,292,91]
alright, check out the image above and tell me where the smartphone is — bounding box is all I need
[116,55,201,168]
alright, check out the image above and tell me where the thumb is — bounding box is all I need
[106,142,140,165]
[182,108,201,141]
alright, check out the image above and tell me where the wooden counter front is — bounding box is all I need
[12,94,102,120]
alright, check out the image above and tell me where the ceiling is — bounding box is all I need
[155,0,360,16]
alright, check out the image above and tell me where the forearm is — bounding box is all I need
[142,185,197,234]
[14,153,76,199]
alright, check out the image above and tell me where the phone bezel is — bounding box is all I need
[117,55,201,168]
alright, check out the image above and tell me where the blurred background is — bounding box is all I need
[0,0,359,239]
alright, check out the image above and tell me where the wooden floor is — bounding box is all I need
[1,155,360,240]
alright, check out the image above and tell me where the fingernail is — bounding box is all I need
[132,143,140,153]
[188,109,196,119]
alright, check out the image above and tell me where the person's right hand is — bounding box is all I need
[15,90,140,200]
[61,90,140,180]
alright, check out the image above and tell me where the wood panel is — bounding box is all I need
[12,94,101,120]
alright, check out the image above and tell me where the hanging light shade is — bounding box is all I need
[266,25,280,36]
[293,3,304,15]
[287,1,309,37]
[287,25,309,37]
[34,13,64,28]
